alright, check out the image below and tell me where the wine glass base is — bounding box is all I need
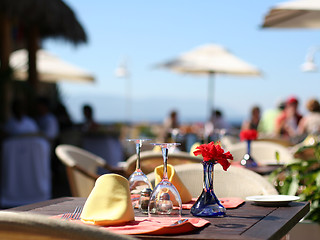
[129,169,151,195]
[148,142,182,218]
[148,179,182,218]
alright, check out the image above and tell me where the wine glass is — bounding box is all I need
[127,139,152,199]
[148,143,182,218]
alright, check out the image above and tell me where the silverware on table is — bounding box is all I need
[61,206,83,220]
[170,218,189,226]
[60,212,71,220]
[71,206,83,220]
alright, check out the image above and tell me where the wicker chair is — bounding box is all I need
[228,141,295,165]
[55,144,127,197]
[0,211,138,240]
[124,150,203,176]
[147,163,278,199]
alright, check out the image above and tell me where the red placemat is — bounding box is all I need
[53,215,209,235]
[98,217,209,235]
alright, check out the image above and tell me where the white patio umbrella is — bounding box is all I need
[262,0,320,29]
[9,49,94,83]
[156,44,261,118]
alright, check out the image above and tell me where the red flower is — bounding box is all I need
[193,142,233,171]
[240,129,258,141]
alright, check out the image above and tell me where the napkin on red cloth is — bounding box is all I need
[53,215,209,235]
[182,197,244,210]
[80,174,135,226]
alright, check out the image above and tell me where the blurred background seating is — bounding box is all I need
[0,135,51,208]
[82,133,124,170]
[55,144,127,197]
[228,141,295,165]
[124,150,203,176]
[147,163,278,199]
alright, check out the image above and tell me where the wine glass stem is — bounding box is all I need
[161,147,168,180]
[136,143,141,170]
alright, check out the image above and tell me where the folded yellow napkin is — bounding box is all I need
[80,174,134,226]
[152,145,162,152]
[154,164,192,204]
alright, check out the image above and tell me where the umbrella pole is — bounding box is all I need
[126,74,131,124]
[204,73,214,144]
[207,73,214,120]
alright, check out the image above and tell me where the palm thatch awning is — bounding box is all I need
[0,0,88,86]
[0,0,88,121]
[0,0,87,44]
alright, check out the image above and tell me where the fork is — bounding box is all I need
[61,206,82,220]
[170,218,189,226]
[71,206,83,220]
[60,212,72,220]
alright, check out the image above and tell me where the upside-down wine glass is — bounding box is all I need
[148,143,182,218]
[127,139,152,201]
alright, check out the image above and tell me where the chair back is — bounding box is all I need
[125,150,203,176]
[147,163,278,199]
[1,136,51,208]
[55,144,105,197]
[0,211,138,240]
[228,141,295,165]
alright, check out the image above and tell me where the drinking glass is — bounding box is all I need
[148,143,182,218]
[127,139,152,198]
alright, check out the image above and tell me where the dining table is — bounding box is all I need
[230,161,284,176]
[5,197,310,240]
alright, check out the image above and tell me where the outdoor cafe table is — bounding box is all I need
[6,197,310,240]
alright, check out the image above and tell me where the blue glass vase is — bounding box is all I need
[240,140,258,168]
[190,161,226,217]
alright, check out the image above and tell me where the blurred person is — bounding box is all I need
[204,109,230,142]
[212,110,230,130]
[1,99,52,207]
[82,104,99,132]
[241,105,261,131]
[2,99,39,136]
[275,96,303,138]
[163,110,180,142]
[35,97,59,141]
[258,100,285,136]
[54,102,73,131]
[298,98,320,135]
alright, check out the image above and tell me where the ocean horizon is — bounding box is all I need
[62,93,245,128]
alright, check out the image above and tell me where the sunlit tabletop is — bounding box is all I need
[6,197,309,240]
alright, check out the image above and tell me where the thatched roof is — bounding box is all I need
[0,0,87,45]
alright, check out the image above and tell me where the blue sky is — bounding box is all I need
[43,0,320,124]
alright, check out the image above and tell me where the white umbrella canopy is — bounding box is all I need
[156,44,261,118]
[9,49,94,83]
[158,44,261,76]
[262,0,320,29]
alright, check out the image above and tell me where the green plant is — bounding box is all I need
[270,141,320,223]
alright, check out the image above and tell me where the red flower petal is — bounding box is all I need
[240,129,258,141]
[192,141,233,171]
